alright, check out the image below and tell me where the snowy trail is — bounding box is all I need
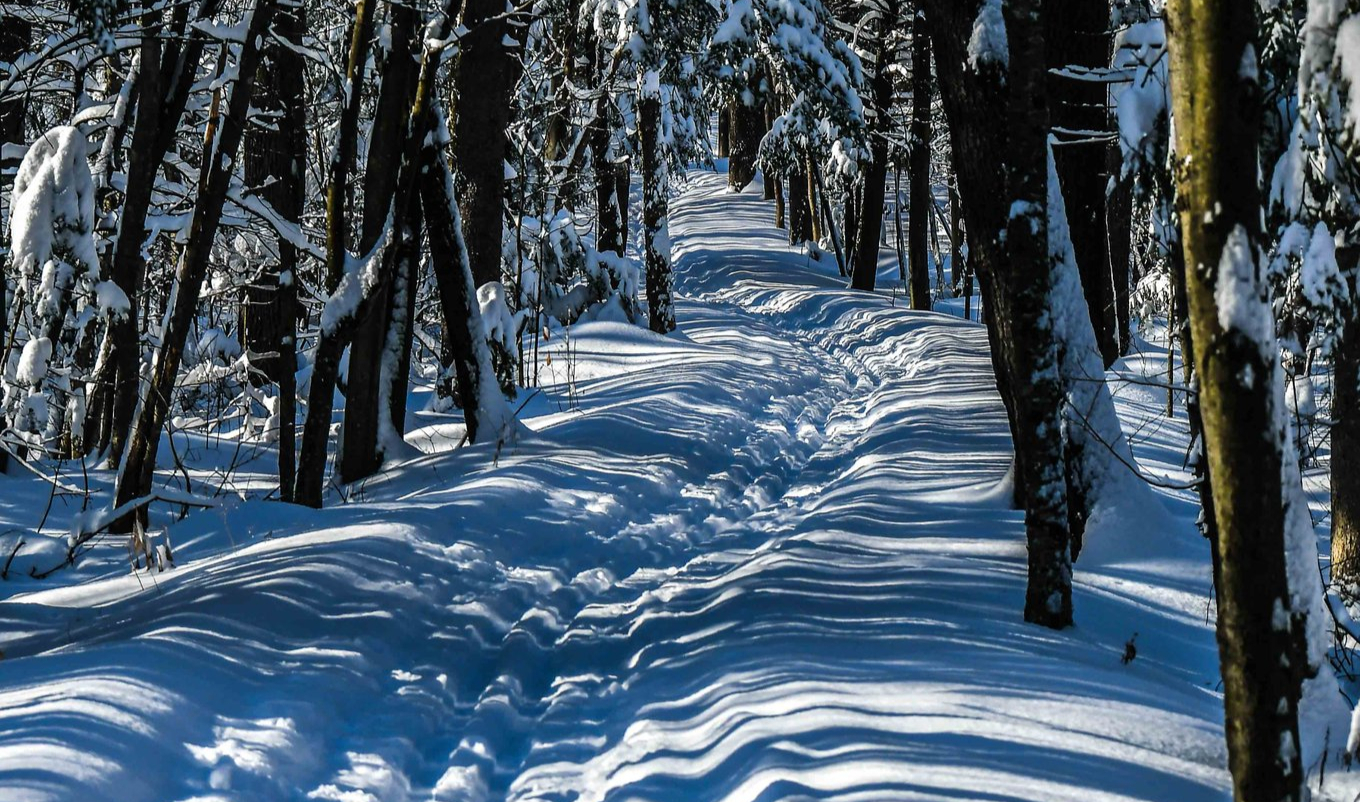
[0,171,1236,801]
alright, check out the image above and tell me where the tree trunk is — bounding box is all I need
[115,0,278,527]
[728,100,763,191]
[98,1,224,466]
[1332,249,1360,596]
[294,0,383,507]
[851,27,892,293]
[949,177,963,290]
[242,0,305,501]
[453,0,517,288]
[422,142,499,445]
[382,201,422,438]
[844,186,860,282]
[340,0,421,486]
[1003,0,1072,629]
[806,154,823,245]
[1047,0,1116,366]
[787,167,810,243]
[593,119,625,256]
[716,104,731,158]
[1167,0,1308,798]
[0,13,30,474]
[640,95,675,334]
[1106,145,1133,356]
[908,10,933,310]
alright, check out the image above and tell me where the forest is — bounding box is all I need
[1,0,1359,800]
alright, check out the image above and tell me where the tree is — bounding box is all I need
[115,0,280,527]
[340,0,422,485]
[0,12,31,474]
[1002,0,1072,628]
[453,0,522,288]
[907,7,932,310]
[241,0,307,501]
[1166,0,1320,796]
[1047,0,1116,366]
[848,0,903,293]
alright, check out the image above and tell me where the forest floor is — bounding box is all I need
[0,170,1347,801]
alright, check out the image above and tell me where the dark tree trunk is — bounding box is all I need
[0,13,30,474]
[1106,146,1133,356]
[806,154,823,245]
[115,0,277,526]
[728,100,763,191]
[242,0,305,501]
[1332,249,1360,596]
[98,0,224,466]
[423,146,495,445]
[851,27,892,293]
[844,187,861,283]
[340,1,421,486]
[918,0,1034,504]
[1003,0,1072,629]
[593,122,625,256]
[453,0,517,288]
[949,178,964,291]
[295,0,382,507]
[908,10,933,310]
[716,104,731,158]
[640,96,675,333]
[1167,0,1309,797]
[1047,0,1116,366]
[787,167,810,243]
[383,201,422,436]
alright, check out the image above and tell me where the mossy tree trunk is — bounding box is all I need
[1166,0,1307,797]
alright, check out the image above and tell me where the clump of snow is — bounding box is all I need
[478,282,516,358]
[967,0,1008,72]
[1214,226,1274,353]
[1337,16,1360,133]
[94,280,131,320]
[15,337,54,386]
[320,224,393,336]
[9,126,98,278]
[192,328,243,367]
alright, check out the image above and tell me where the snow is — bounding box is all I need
[1337,15,1360,133]
[1214,225,1275,352]
[0,169,1343,801]
[9,125,98,279]
[967,0,1008,72]
[15,338,53,387]
[476,281,516,361]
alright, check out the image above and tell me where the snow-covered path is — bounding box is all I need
[0,172,1231,801]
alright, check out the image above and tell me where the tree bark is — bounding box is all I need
[340,0,421,486]
[1003,0,1073,629]
[1167,0,1308,798]
[0,13,31,474]
[728,99,763,191]
[787,167,810,243]
[294,0,384,507]
[851,25,894,293]
[1332,249,1360,596]
[453,0,517,287]
[242,0,305,501]
[1047,0,1116,366]
[98,0,224,466]
[908,10,933,310]
[115,0,278,527]
[423,143,497,445]
[640,96,675,334]
[716,104,731,158]
[1106,146,1133,355]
